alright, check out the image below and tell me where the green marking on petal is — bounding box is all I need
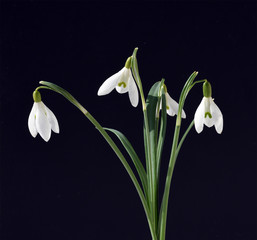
[166,105,169,110]
[205,112,212,118]
[118,82,126,88]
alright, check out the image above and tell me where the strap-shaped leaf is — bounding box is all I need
[156,87,167,180]
[145,81,161,171]
[145,80,165,170]
[146,81,162,133]
[144,80,166,229]
[104,128,148,197]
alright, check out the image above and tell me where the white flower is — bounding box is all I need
[161,91,186,118]
[97,67,139,107]
[28,101,59,142]
[194,97,223,134]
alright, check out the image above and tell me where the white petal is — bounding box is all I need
[215,117,223,134]
[97,68,123,95]
[167,107,176,116]
[44,102,60,133]
[166,93,178,116]
[194,98,205,133]
[28,102,38,138]
[165,93,186,118]
[210,98,223,134]
[203,115,215,128]
[116,68,129,94]
[181,109,186,119]
[202,97,214,128]
[36,102,51,142]
[128,73,139,107]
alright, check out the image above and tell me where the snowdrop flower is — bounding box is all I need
[28,90,59,142]
[160,85,186,118]
[97,56,139,107]
[194,81,223,134]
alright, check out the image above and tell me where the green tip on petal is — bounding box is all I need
[33,90,41,102]
[118,82,127,88]
[203,80,212,98]
[205,112,212,118]
[125,56,132,69]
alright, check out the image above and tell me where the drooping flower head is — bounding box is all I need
[160,84,186,118]
[97,56,139,107]
[28,90,59,142]
[194,81,223,134]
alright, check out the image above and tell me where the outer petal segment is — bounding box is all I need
[28,102,38,138]
[210,98,223,134]
[194,97,205,133]
[36,102,51,142]
[165,93,186,118]
[128,72,139,107]
[97,68,123,95]
[44,102,60,133]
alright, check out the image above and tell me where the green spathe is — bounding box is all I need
[33,90,41,102]
[203,80,212,98]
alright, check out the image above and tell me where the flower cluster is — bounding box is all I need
[27,49,224,240]
[28,56,223,141]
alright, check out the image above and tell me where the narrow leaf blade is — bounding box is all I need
[105,128,148,196]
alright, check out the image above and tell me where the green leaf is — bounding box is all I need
[145,81,161,144]
[145,80,165,168]
[131,48,140,86]
[144,80,166,230]
[156,86,167,181]
[176,71,198,126]
[104,128,148,197]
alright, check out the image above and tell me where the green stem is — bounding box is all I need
[158,124,180,240]
[131,48,158,233]
[158,120,194,240]
[176,119,194,159]
[158,72,198,240]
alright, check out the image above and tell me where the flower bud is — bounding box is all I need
[203,81,212,98]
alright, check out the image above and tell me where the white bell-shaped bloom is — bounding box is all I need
[28,101,59,142]
[194,97,223,134]
[160,90,186,118]
[97,66,139,107]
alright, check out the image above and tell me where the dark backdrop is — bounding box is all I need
[0,1,256,240]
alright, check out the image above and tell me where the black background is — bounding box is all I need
[0,1,256,240]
